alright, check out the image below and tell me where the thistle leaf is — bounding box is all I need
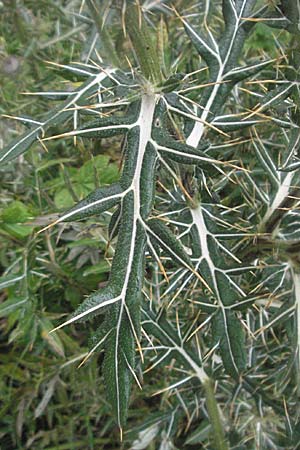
[102,304,135,429]
[212,310,246,379]
[147,218,192,268]
[58,183,124,221]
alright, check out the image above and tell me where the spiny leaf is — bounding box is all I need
[102,304,135,429]
[147,218,192,267]
[58,183,124,221]
[212,310,247,379]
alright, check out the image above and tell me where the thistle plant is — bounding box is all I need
[1,0,300,448]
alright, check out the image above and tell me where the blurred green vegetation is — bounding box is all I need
[0,2,127,448]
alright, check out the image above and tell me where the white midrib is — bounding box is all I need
[177,347,209,383]
[262,171,293,225]
[186,65,223,146]
[186,0,247,147]
[115,94,158,426]
[48,95,161,228]
[190,206,219,300]
[49,96,157,341]
[0,69,114,162]
[54,188,128,224]
[145,314,209,383]
[120,93,158,298]
[191,205,239,375]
